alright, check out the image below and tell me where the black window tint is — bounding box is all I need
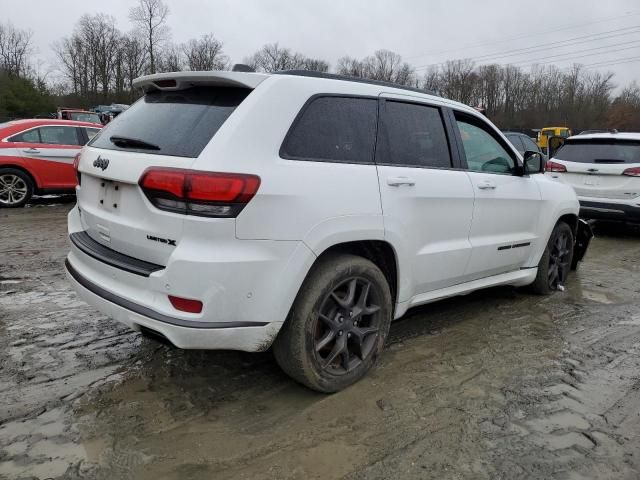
[555,141,640,164]
[9,128,40,143]
[282,96,377,163]
[456,116,516,174]
[90,86,251,158]
[377,101,451,168]
[39,126,82,145]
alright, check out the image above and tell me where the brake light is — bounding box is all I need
[168,295,203,313]
[545,160,567,173]
[73,153,82,185]
[623,167,640,177]
[139,168,261,217]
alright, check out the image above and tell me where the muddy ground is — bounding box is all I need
[1,200,639,480]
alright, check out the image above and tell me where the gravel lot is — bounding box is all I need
[1,200,639,480]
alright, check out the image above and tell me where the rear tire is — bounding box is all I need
[273,253,393,393]
[0,168,34,208]
[529,222,574,295]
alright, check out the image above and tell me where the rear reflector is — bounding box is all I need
[623,167,640,177]
[545,160,567,173]
[139,168,260,217]
[168,295,203,313]
[73,153,81,185]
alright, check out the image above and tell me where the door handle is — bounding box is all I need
[387,176,416,187]
[478,180,496,190]
[22,148,41,154]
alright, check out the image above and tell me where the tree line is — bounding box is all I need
[2,0,640,130]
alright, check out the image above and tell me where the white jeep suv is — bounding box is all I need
[546,132,640,223]
[66,70,591,392]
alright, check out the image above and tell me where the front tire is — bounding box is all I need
[0,168,34,208]
[529,222,574,295]
[273,253,393,393]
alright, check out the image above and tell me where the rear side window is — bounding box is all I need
[90,86,251,158]
[377,101,451,168]
[281,96,377,164]
[9,128,40,143]
[39,126,82,145]
[555,141,640,164]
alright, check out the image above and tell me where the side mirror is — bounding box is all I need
[523,150,544,174]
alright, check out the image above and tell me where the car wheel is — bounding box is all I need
[529,222,574,295]
[0,168,33,208]
[273,253,393,393]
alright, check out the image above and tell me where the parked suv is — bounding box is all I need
[66,70,590,392]
[546,133,640,223]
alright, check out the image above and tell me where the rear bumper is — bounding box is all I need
[579,199,640,223]
[66,259,281,351]
[66,206,316,351]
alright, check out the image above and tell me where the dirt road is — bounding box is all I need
[1,201,639,479]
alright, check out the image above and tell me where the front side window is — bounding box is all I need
[456,116,516,174]
[521,136,540,153]
[281,96,377,164]
[505,134,525,153]
[39,126,81,145]
[377,101,451,168]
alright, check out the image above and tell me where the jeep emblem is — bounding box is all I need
[93,156,109,171]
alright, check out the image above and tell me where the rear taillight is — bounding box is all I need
[168,295,203,313]
[623,167,640,177]
[545,160,567,173]
[73,153,81,185]
[139,168,261,217]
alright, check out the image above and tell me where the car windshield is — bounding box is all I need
[555,140,640,164]
[89,86,251,158]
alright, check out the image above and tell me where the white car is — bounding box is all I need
[66,69,591,392]
[546,133,640,223]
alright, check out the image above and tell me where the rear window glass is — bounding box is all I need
[505,134,525,153]
[377,101,451,168]
[281,96,377,164]
[555,141,640,164]
[90,86,251,158]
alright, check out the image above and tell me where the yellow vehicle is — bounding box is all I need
[537,127,572,149]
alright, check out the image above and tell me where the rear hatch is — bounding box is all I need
[76,83,255,266]
[551,138,640,200]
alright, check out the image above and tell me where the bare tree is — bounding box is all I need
[182,34,229,71]
[245,43,327,72]
[336,50,415,86]
[156,43,183,72]
[0,22,33,78]
[129,0,170,74]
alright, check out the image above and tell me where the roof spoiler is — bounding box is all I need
[132,70,269,92]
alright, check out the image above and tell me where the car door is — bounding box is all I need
[16,126,83,188]
[450,110,543,280]
[376,98,475,299]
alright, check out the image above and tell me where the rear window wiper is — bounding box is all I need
[110,135,160,150]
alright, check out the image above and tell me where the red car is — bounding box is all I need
[0,119,102,207]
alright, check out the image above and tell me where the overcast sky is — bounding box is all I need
[7,0,640,90]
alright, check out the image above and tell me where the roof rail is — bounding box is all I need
[274,70,438,97]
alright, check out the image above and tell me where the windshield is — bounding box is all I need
[70,112,101,123]
[555,140,640,164]
[90,86,250,158]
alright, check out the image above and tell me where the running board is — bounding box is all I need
[403,269,537,313]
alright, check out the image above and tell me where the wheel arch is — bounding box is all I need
[0,163,41,191]
[313,240,399,307]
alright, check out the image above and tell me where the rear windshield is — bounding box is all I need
[555,140,640,164]
[90,86,250,158]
